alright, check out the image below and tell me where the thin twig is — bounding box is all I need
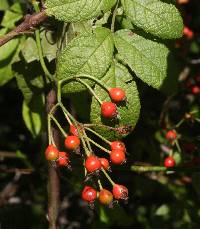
[0,11,47,47]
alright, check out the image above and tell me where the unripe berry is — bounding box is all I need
[109,87,126,103]
[110,141,126,152]
[69,124,79,136]
[57,152,70,167]
[82,186,97,203]
[99,189,113,205]
[101,102,118,119]
[85,156,101,173]
[112,184,128,200]
[64,135,80,151]
[110,150,126,165]
[164,156,175,168]
[165,130,177,141]
[45,144,59,161]
[99,158,110,170]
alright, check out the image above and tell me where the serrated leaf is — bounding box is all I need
[22,95,44,138]
[90,62,140,140]
[121,0,183,39]
[114,29,170,89]
[45,0,116,22]
[56,27,114,93]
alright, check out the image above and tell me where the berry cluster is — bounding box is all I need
[45,77,129,207]
[163,130,177,168]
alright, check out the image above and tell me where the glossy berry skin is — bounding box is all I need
[45,144,59,161]
[69,125,79,136]
[82,186,97,203]
[99,189,113,205]
[191,85,200,95]
[85,156,101,173]
[110,141,126,152]
[165,130,177,141]
[164,156,176,168]
[99,158,110,170]
[109,87,126,103]
[101,102,118,119]
[57,152,69,167]
[112,184,128,200]
[110,150,126,165]
[64,135,80,151]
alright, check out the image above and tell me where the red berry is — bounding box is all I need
[101,102,118,119]
[165,130,177,141]
[164,156,176,168]
[191,85,200,94]
[99,158,110,170]
[64,135,80,150]
[112,184,128,200]
[45,144,59,161]
[82,186,97,203]
[183,26,194,39]
[57,152,70,167]
[110,150,126,165]
[99,189,113,205]
[109,87,126,103]
[85,156,101,173]
[69,124,79,136]
[110,141,126,152]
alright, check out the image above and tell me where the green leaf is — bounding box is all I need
[90,62,140,140]
[0,0,9,10]
[14,61,45,104]
[155,204,170,216]
[45,0,116,22]
[0,28,19,60]
[41,30,58,62]
[21,37,39,63]
[1,10,22,29]
[22,95,44,138]
[0,61,13,86]
[56,27,114,93]
[114,29,170,89]
[121,0,183,39]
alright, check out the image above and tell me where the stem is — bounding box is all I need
[111,0,119,33]
[175,140,181,153]
[47,115,52,145]
[85,127,111,145]
[175,119,184,128]
[76,78,102,104]
[101,168,115,186]
[85,137,110,154]
[82,129,93,153]
[33,1,53,81]
[59,74,109,92]
[46,89,60,229]
[131,165,200,173]
[50,115,67,137]
[98,179,103,190]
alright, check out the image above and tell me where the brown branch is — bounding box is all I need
[46,89,60,229]
[0,10,48,47]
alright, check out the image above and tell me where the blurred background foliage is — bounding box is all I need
[0,0,200,228]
